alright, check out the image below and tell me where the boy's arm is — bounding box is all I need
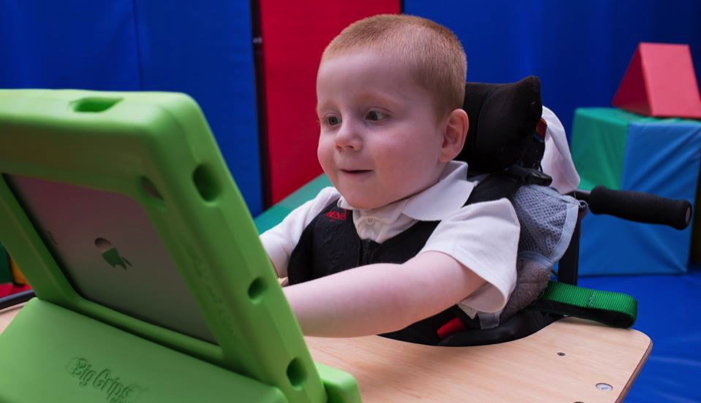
[283,251,485,337]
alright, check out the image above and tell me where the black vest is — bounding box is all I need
[287,201,480,345]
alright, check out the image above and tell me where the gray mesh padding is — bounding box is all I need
[510,185,580,265]
[483,185,580,328]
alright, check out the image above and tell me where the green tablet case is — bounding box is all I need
[0,90,360,403]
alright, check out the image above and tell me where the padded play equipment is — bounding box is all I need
[256,1,399,205]
[0,90,359,403]
[571,108,701,275]
[612,43,701,119]
[0,1,263,215]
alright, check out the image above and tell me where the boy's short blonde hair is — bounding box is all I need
[321,14,467,121]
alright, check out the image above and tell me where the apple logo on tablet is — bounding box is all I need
[94,238,132,270]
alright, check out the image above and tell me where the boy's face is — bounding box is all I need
[316,51,446,210]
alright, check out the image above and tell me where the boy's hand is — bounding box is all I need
[283,252,485,337]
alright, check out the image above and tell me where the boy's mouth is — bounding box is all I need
[340,169,372,175]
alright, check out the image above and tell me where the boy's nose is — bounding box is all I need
[335,121,362,151]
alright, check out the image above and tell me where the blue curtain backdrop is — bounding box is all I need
[405,0,701,137]
[0,0,263,215]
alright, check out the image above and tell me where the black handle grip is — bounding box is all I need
[588,186,692,230]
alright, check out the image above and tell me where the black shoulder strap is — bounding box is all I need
[466,173,521,204]
[467,165,552,205]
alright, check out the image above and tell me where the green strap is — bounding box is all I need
[529,281,638,328]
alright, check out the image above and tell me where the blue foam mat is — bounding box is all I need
[579,213,691,275]
[579,266,701,403]
[579,119,701,275]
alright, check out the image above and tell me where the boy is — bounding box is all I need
[262,14,520,344]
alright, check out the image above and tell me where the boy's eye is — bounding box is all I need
[365,110,387,121]
[326,116,341,126]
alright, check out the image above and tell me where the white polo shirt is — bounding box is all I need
[261,161,520,319]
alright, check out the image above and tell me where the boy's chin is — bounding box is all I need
[342,195,383,210]
[342,193,401,210]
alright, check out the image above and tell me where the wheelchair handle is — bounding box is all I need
[578,186,692,230]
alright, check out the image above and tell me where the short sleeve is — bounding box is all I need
[419,198,520,316]
[260,187,340,277]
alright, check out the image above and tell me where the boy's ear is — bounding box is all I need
[439,108,469,163]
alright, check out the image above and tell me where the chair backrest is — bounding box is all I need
[458,76,544,174]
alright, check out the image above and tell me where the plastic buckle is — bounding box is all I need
[525,169,553,186]
[505,165,553,187]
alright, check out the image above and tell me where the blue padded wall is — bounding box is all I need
[0,2,141,90]
[0,1,262,215]
[132,1,262,215]
[404,0,701,137]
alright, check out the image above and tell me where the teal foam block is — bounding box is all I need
[0,243,10,283]
[570,108,657,191]
[254,175,332,234]
[579,118,701,275]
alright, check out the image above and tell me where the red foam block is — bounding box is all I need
[612,43,701,119]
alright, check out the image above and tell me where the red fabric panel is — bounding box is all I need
[258,1,400,205]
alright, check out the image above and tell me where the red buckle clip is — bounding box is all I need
[437,317,466,340]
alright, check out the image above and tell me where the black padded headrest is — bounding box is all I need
[457,75,543,174]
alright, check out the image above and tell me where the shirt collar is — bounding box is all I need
[337,161,474,222]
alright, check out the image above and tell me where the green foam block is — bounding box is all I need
[570,108,656,191]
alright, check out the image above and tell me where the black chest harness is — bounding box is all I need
[287,201,479,345]
[286,169,637,346]
[286,172,528,345]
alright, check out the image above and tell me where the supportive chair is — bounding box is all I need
[438,76,691,346]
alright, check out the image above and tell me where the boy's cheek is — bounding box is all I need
[317,145,335,174]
